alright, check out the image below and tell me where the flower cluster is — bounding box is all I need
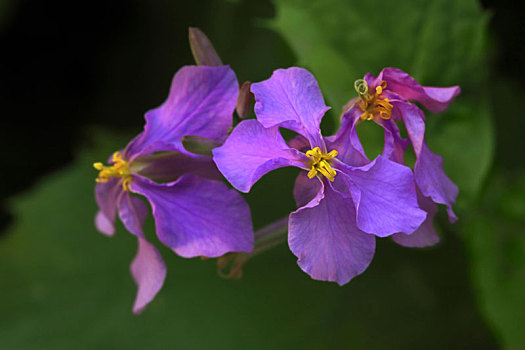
[93,29,459,312]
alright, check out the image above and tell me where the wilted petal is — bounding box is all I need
[381,68,460,113]
[251,67,330,147]
[131,236,167,314]
[337,156,427,237]
[393,190,439,247]
[415,143,458,222]
[118,191,148,237]
[212,119,307,192]
[289,181,376,285]
[125,65,238,159]
[94,178,122,236]
[130,175,254,258]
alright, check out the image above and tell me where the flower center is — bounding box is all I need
[93,151,132,191]
[354,79,393,120]
[305,147,338,182]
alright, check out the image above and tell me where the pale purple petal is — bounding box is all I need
[289,181,376,285]
[94,178,122,236]
[415,143,458,222]
[293,171,321,207]
[326,106,369,167]
[336,156,427,237]
[130,175,254,258]
[131,236,167,314]
[125,65,238,159]
[393,190,439,247]
[212,119,307,193]
[380,68,460,113]
[251,67,330,147]
[118,191,148,237]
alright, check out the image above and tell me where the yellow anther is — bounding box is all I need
[93,151,133,191]
[305,147,338,182]
[355,79,393,121]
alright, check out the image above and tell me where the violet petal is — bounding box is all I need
[289,181,376,285]
[251,67,330,148]
[130,174,254,258]
[212,119,307,193]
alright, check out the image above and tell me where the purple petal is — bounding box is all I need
[394,101,426,157]
[118,191,148,237]
[94,178,122,236]
[380,68,460,113]
[125,65,238,159]
[130,151,220,183]
[289,181,376,285]
[130,175,254,258]
[130,236,167,314]
[337,156,427,237]
[212,119,307,193]
[293,171,322,208]
[325,106,369,167]
[393,190,440,247]
[251,67,330,147]
[377,118,410,165]
[415,143,458,222]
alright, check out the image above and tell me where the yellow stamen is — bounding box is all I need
[355,79,393,121]
[93,151,132,191]
[305,147,338,182]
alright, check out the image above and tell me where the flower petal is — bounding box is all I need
[125,65,238,159]
[337,156,427,237]
[289,181,375,285]
[212,119,307,193]
[326,106,369,167]
[293,171,322,208]
[377,118,410,165]
[94,178,122,236]
[392,190,440,247]
[380,68,460,113]
[251,67,329,147]
[130,175,254,258]
[394,101,426,157]
[130,236,167,314]
[118,191,148,237]
[130,151,220,183]
[415,143,458,222]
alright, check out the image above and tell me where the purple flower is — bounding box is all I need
[93,65,254,313]
[342,68,460,247]
[213,67,426,285]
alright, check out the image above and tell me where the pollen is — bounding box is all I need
[354,79,393,121]
[93,151,132,191]
[305,147,338,182]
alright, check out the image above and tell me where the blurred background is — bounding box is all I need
[0,0,524,349]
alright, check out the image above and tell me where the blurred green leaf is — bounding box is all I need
[464,173,525,350]
[270,0,494,200]
[0,131,498,349]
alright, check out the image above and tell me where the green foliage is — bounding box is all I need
[464,173,525,350]
[0,133,497,349]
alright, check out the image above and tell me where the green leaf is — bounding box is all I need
[270,0,494,199]
[464,173,525,350]
[0,131,498,349]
